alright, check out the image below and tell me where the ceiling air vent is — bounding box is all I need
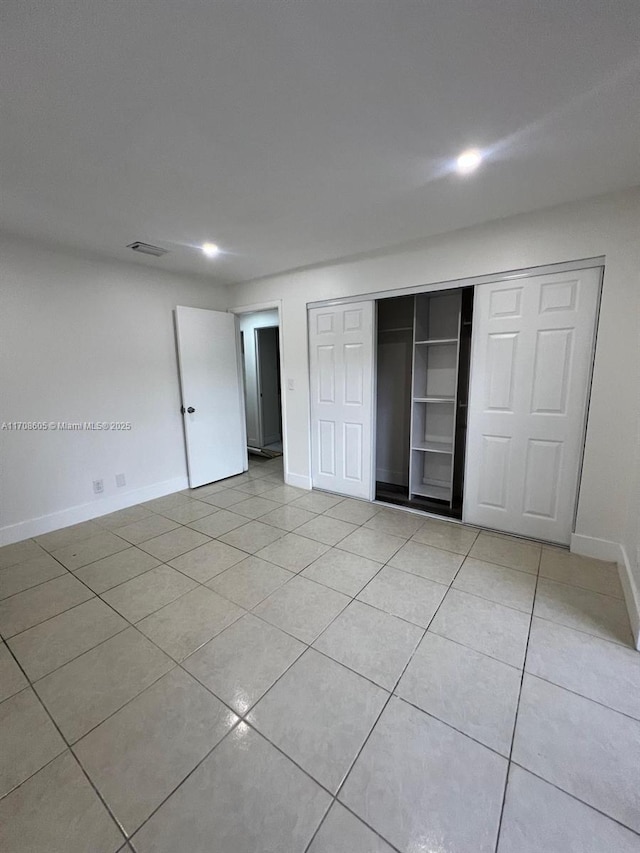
[127,241,169,257]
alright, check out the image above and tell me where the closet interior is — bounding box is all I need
[375,287,473,518]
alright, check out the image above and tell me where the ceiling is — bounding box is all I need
[1,1,639,284]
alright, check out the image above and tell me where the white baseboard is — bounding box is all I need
[571,533,640,651]
[285,471,312,490]
[0,476,189,546]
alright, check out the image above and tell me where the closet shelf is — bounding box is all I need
[414,338,458,346]
[412,440,453,454]
[411,482,451,501]
[379,326,413,333]
[413,396,456,403]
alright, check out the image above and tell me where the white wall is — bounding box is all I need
[238,310,279,447]
[225,187,640,633]
[0,234,225,543]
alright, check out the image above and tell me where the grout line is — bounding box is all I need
[492,545,542,852]
[0,642,128,844]
[306,547,474,852]
[431,582,535,616]
[537,571,627,601]
[507,761,640,839]
[520,670,640,725]
[531,611,635,649]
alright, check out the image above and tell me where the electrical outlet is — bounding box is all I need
[93,479,104,495]
[115,473,126,488]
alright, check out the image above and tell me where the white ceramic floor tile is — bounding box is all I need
[234,477,282,496]
[35,627,174,742]
[363,508,424,538]
[136,587,244,661]
[206,556,293,609]
[94,505,154,530]
[314,600,422,690]
[340,696,507,853]
[498,764,640,853]
[72,548,160,594]
[308,802,395,852]
[324,498,381,525]
[253,575,350,643]
[168,539,247,582]
[0,538,48,569]
[35,521,105,553]
[258,504,318,532]
[0,553,67,600]
[513,674,640,833]
[397,632,521,755]
[540,548,623,598]
[131,724,330,853]
[255,532,330,572]
[534,577,633,646]
[0,640,28,701]
[0,751,124,853]
[388,540,464,584]
[8,598,127,681]
[0,573,94,638]
[294,515,357,546]
[526,616,640,720]
[196,488,248,509]
[259,484,308,505]
[101,565,197,623]
[429,588,531,667]
[337,527,405,563]
[0,687,66,797]
[186,509,247,538]
[115,515,180,545]
[50,531,130,570]
[136,527,210,562]
[411,518,479,555]
[469,531,541,574]
[290,492,345,513]
[232,496,283,520]
[302,548,382,596]
[247,649,388,792]
[453,557,537,613]
[219,520,286,554]
[155,499,215,524]
[74,668,238,836]
[357,566,447,628]
[142,493,191,512]
[183,613,305,715]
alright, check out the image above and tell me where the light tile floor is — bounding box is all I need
[1,454,639,852]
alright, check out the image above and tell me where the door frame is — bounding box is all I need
[229,301,288,476]
[306,257,604,541]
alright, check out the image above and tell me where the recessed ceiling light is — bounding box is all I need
[456,148,483,175]
[201,242,220,258]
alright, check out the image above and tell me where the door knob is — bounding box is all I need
[187,406,196,414]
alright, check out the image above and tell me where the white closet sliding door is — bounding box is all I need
[463,268,601,544]
[309,302,375,499]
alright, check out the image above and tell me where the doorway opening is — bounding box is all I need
[239,310,283,458]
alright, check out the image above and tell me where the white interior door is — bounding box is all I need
[464,268,601,544]
[309,302,374,499]
[175,306,247,488]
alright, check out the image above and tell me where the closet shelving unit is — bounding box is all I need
[409,291,462,506]
[374,287,472,518]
